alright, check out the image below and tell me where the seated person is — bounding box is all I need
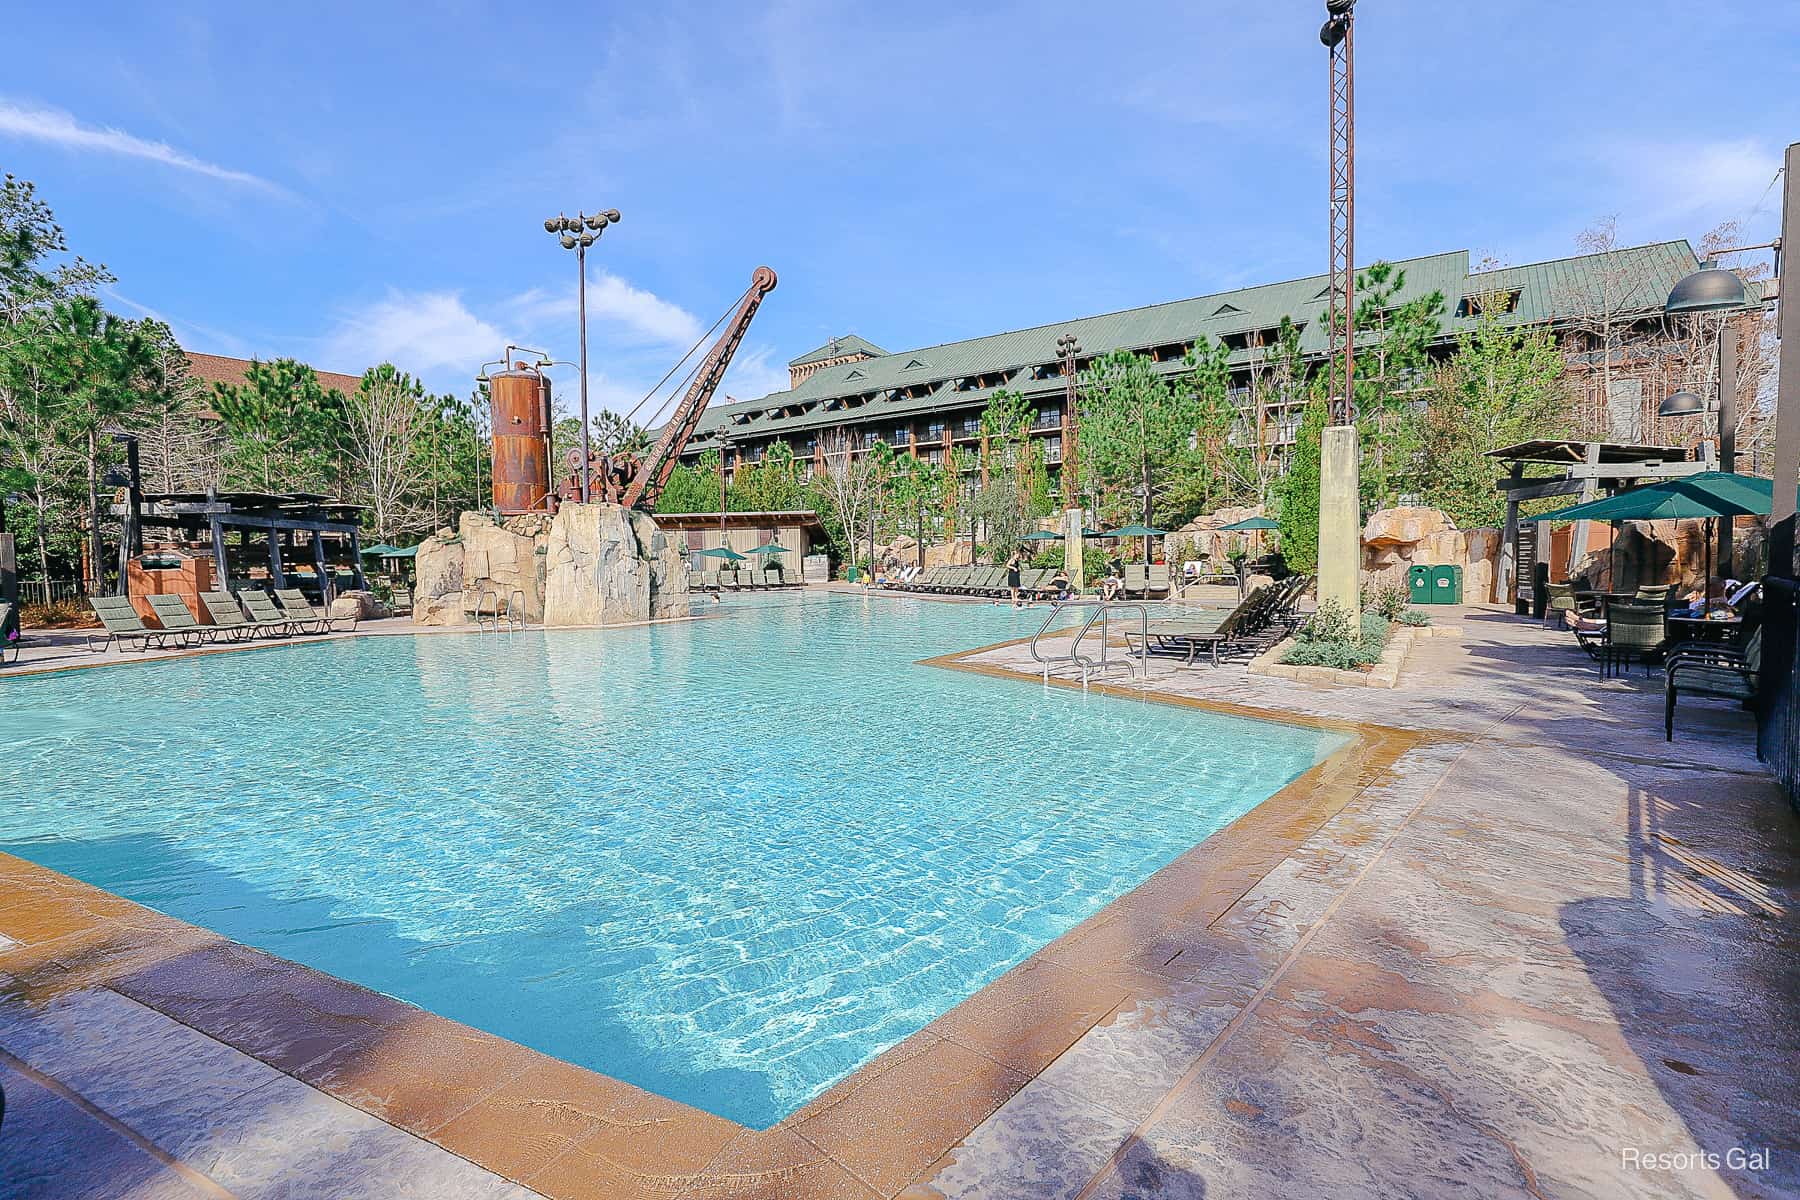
[1050,568,1072,599]
[1182,559,1202,582]
[1681,577,1755,617]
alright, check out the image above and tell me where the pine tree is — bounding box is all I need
[1278,393,1329,573]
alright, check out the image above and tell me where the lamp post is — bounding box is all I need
[1056,332,1086,588]
[1321,0,1356,426]
[1664,258,1754,575]
[1056,333,1083,508]
[543,208,621,503]
[1316,0,1362,620]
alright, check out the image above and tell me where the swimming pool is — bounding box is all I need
[2,594,1344,1128]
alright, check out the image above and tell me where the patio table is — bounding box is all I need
[1665,613,1745,647]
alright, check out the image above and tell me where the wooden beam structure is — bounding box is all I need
[110,489,368,595]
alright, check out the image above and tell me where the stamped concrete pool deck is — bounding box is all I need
[2,601,1794,1198]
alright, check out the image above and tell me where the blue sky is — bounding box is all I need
[3,1,1796,423]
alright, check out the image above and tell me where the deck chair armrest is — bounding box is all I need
[1665,656,1755,689]
[1664,644,1749,672]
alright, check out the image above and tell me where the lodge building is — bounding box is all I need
[683,240,1743,486]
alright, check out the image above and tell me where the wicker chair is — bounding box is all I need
[1600,600,1666,679]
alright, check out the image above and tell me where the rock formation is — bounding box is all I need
[411,512,549,626]
[412,504,687,627]
[542,504,688,625]
[1167,504,1269,565]
[1360,506,1501,600]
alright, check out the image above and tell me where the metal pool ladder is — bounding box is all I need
[470,588,527,634]
[1028,600,1150,687]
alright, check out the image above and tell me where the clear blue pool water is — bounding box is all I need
[0,594,1344,1127]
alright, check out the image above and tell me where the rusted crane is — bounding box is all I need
[560,265,778,511]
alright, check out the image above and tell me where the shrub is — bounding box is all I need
[1028,545,1106,586]
[1364,580,1409,622]
[1397,608,1432,627]
[1297,599,1356,644]
[22,599,94,629]
[1284,600,1391,671]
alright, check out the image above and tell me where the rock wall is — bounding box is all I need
[634,509,692,621]
[543,503,689,625]
[1166,504,1268,564]
[1360,507,1501,601]
[411,512,549,626]
[1571,515,1762,594]
[413,505,687,626]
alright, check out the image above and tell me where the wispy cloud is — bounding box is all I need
[505,270,702,347]
[1602,137,1783,239]
[321,290,503,381]
[0,99,285,194]
[106,288,254,359]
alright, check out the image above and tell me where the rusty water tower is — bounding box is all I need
[486,361,554,515]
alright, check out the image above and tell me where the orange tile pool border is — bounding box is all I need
[0,632,1433,1199]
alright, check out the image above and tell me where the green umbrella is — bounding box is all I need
[1529,471,1774,598]
[693,546,747,561]
[743,542,788,556]
[1219,516,1280,531]
[361,543,398,555]
[1102,524,1167,565]
[361,543,417,558]
[1021,530,1062,541]
[1529,472,1768,523]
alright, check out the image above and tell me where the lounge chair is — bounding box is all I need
[200,590,283,640]
[144,594,229,645]
[1636,583,1673,604]
[719,570,740,591]
[241,590,322,635]
[1146,563,1172,599]
[276,587,356,633]
[696,570,720,592]
[1125,586,1273,667]
[390,585,414,616]
[86,595,179,653]
[1600,600,1665,679]
[1123,563,1147,598]
[0,600,16,665]
[1665,628,1760,740]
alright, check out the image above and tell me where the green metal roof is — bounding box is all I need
[787,334,888,368]
[693,241,1713,452]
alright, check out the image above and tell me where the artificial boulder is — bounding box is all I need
[543,503,689,625]
[410,512,547,626]
[331,590,387,622]
[923,540,974,569]
[412,527,467,626]
[632,509,691,620]
[1358,505,1501,599]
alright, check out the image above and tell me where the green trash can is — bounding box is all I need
[1407,564,1433,605]
[1429,564,1464,605]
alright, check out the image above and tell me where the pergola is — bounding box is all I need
[115,489,369,600]
[1489,439,1714,606]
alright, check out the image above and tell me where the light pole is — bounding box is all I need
[1056,333,1083,508]
[1322,0,1356,425]
[543,208,621,503]
[1056,333,1085,589]
[1316,0,1362,620]
[1664,253,1765,575]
